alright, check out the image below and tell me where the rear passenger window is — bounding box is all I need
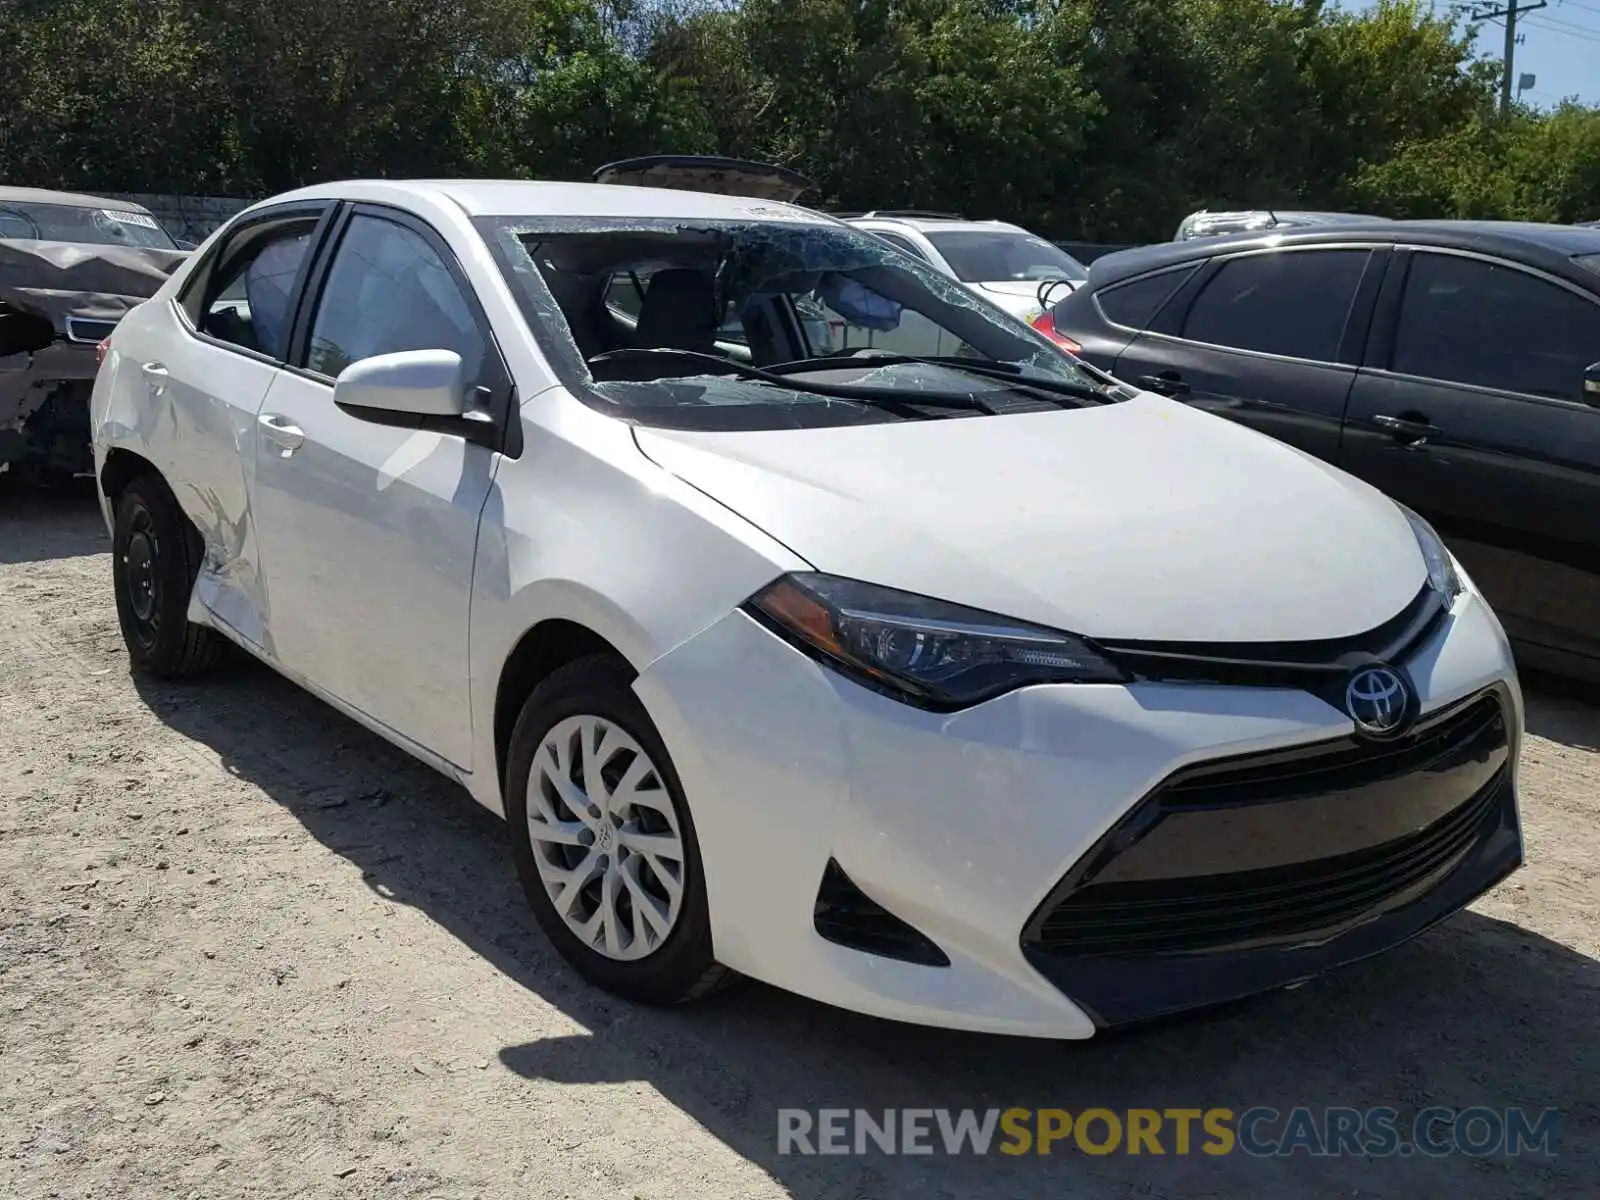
[195,218,319,359]
[1181,250,1370,362]
[1392,253,1600,399]
[1094,266,1199,329]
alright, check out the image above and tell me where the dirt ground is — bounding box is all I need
[1,484,1596,1200]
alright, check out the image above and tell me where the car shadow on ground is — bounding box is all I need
[133,662,1599,1199]
[0,476,107,565]
[1519,669,1600,752]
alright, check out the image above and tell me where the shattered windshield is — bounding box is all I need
[0,202,177,250]
[476,214,1100,430]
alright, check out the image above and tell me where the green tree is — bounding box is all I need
[0,0,1594,236]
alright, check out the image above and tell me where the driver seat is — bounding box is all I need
[634,269,718,353]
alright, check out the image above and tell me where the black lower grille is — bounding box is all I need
[814,860,949,967]
[1025,689,1511,959]
[1033,771,1505,955]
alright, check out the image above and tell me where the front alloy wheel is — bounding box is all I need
[526,714,686,961]
[504,656,731,1004]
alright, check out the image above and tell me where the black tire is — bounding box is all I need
[111,472,224,678]
[504,655,734,1004]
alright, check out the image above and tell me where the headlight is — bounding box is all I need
[1398,504,1464,604]
[745,573,1127,709]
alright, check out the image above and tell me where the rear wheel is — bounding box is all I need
[111,473,223,678]
[504,656,733,1004]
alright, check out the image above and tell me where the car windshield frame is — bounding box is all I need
[0,201,178,249]
[922,229,1089,284]
[475,213,1100,431]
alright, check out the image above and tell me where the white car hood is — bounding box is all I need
[633,394,1428,643]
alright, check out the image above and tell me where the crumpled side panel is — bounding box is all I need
[181,408,274,657]
[0,352,50,461]
[2,238,187,471]
[91,294,278,652]
[1,341,99,468]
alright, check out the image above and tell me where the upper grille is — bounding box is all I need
[1094,584,1445,692]
[1025,690,1510,959]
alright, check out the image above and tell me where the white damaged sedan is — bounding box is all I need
[91,179,1524,1037]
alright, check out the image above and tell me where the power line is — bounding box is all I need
[1468,1,1548,111]
[1532,2,1600,27]
[1523,12,1600,38]
[1527,9,1600,31]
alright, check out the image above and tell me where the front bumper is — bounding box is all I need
[1019,690,1519,1026]
[633,588,1523,1039]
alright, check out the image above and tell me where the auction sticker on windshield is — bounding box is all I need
[96,209,161,231]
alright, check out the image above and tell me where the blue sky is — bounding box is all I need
[1351,0,1600,107]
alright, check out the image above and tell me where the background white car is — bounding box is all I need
[840,211,1089,323]
[92,177,1524,1038]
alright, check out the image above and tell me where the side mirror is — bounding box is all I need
[1585,361,1600,406]
[333,349,467,418]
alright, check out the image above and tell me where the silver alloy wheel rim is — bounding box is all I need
[526,714,686,962]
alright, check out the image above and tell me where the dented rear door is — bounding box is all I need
[111,205,330,653]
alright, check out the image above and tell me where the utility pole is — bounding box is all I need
[1469,1,1547,113]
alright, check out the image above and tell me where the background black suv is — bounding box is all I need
[1043,221,1600,681]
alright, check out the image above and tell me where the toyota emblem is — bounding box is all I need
[1344,664,1414,739]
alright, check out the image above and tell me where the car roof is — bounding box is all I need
[1182,209,1382,226]
[254,178,837,225]
[592,156,816,202]
[1088,219,1600,289]
[844,213,1031,236]
[0,185,154,214]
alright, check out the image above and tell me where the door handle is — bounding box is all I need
[141,362,169,395]
[1135,372,1190,397]
[1372,413,1442,445]
[257,412,306,457]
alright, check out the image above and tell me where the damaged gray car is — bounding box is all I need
[1,187,187,483]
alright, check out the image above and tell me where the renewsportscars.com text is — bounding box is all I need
[776,1106,1561,1158]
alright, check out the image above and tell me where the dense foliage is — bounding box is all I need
[0,0,1595,240]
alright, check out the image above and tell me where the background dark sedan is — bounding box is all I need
[1037,221,1600,682]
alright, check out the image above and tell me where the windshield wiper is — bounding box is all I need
[585,348,1003,417]
[765,353,1115,407]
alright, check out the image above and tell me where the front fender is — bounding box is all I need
[461,396,809,814]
